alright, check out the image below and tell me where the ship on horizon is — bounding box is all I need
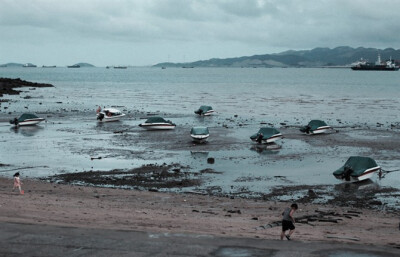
[351,54,399,71]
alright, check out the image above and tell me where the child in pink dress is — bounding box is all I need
[13,172,23,194]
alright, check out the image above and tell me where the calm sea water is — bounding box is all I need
[1,67,399,125]
[0,67,399,205]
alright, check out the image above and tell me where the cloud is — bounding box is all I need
[1,0,400,65]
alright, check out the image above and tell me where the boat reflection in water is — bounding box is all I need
[10,125,44,137]
[250,143,281,154]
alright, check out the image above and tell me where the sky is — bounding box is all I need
[1,0,400,67]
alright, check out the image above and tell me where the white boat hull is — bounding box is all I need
[17,118,45,126]
[191,134,209,143]
[139,123,176,130]
[335,166,380,182]
[310,126,331,134]
[202,110,214,116]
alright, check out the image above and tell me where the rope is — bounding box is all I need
[381,168,400,173]
[379,168,400,179]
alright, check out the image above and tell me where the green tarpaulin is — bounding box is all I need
[190,127,209,135]
[300,120,328,133]
[250,127,281,140]
[144,117,171,123]
[18,113,40,122]
[195,106,213,114]
[333,156,379,178]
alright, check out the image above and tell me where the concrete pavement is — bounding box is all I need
[0,222,398,256]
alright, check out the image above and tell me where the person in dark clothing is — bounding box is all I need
[280,203,298,240]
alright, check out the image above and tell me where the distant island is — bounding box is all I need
[154,46,400,68]
[67,63,95,68]
[0,62,95,68]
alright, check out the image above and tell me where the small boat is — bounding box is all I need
[67,64,80,68]
[300,120,332,134]
[333,156,381,182]
[96,108,125,122]
[139,117,176,130]
[194,105,214,116]
[9,113,45,127]
[250,127,282,144]
[190,127,209,143]
[114,66,127,69]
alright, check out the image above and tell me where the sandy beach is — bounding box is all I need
[1,177,399,249]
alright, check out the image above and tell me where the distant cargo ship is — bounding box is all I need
[351,54,399,71]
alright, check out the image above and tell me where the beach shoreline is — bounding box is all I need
[1,177,399,249]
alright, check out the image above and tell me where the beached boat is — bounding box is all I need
[300,120,332,134]
[190,127,209,143]
[96,108,125,122]
[250,127,282,144]
[9,113,45,127]
[139,117,176,130]
[194,105,215,116]
[333,156,381,182]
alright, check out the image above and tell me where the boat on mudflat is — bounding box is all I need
[194,105,215,116]
[351,54,399,71]
[10,113,45,127]
[96,108,125,122]
[190,126,209,143]
[250,127,282,144]
[333,156,381,182]
[300,120,332,134]
[139,117,176,130]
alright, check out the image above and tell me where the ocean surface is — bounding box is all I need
[1,67,399,123]
[0,67,399,205]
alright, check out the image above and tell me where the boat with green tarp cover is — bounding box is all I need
[300,120,331,134]
[250,127,282,144]
[9,113,45,127]
[333,156,381,182]
[194,105,214,116]
[190,126,209,143]
[139,117,176,130]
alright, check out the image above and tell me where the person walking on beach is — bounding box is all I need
[280,203,298,240]
[13,172,23,194]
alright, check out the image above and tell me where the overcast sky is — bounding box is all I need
[1,0,399,66]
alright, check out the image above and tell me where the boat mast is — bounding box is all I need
[376,54,381,65]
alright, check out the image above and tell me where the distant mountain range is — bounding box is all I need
[0,62,95,68]
[154,46,400,68]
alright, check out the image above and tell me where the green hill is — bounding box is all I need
[154,46,400,68]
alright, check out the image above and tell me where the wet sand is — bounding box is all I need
[1,177,399,249]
